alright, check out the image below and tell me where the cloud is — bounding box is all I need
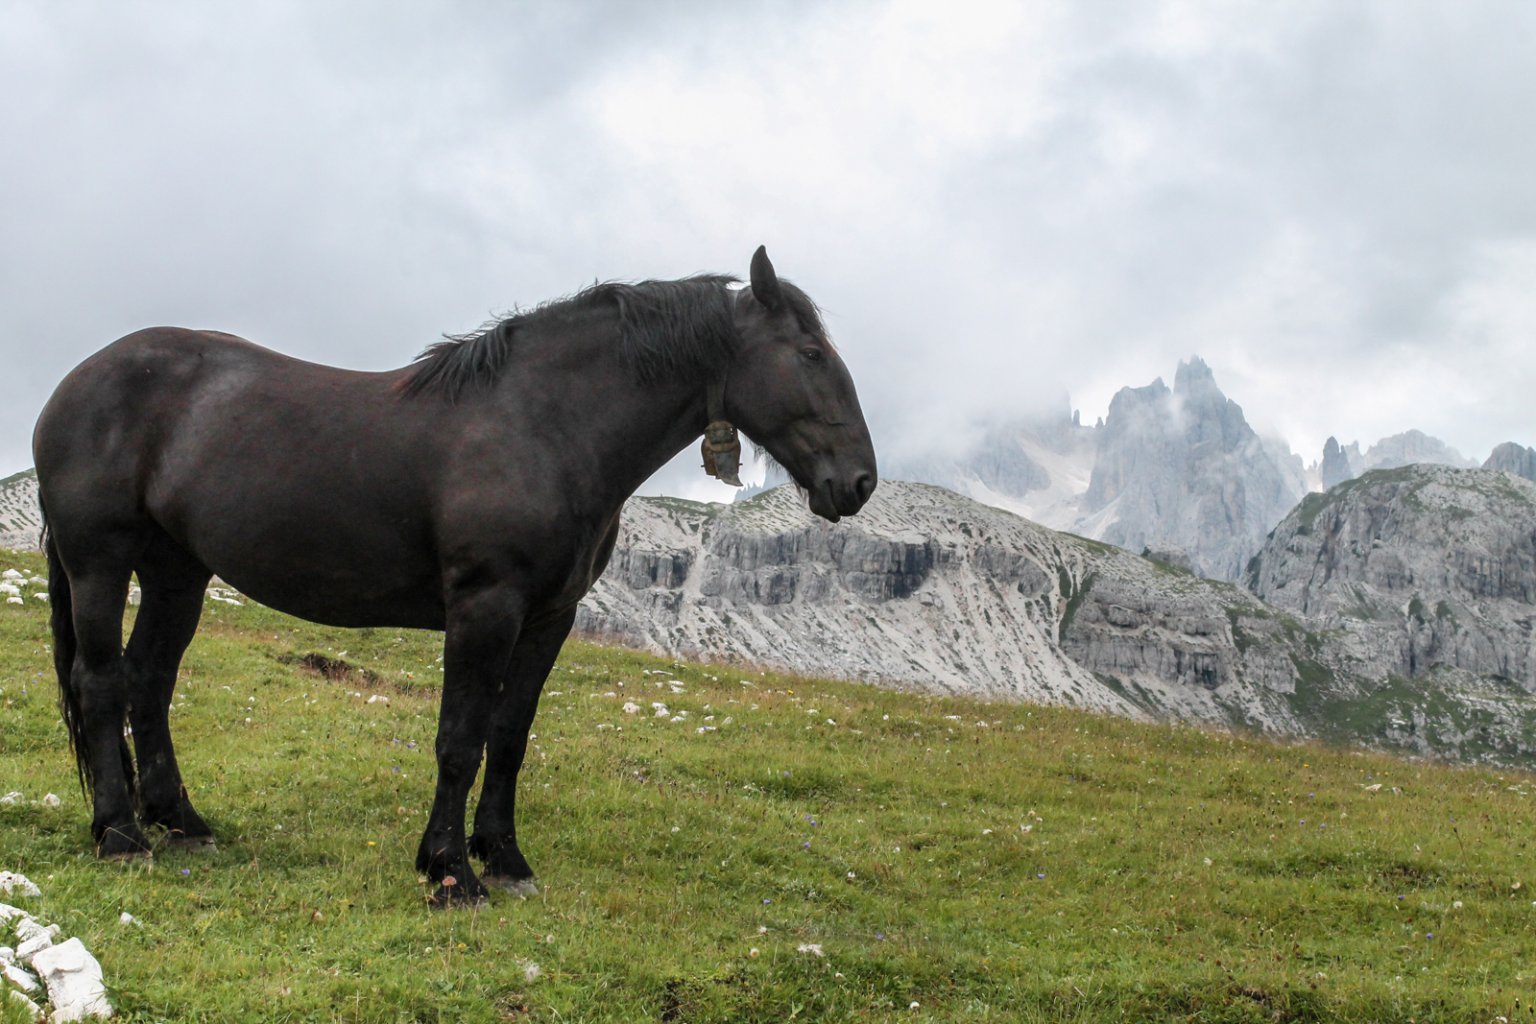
[4,0,1535,492]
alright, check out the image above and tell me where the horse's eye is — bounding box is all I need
[801,347,824,364]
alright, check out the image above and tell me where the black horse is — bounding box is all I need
[33,246,876,905]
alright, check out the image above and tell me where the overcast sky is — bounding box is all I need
[4,0,1533,500]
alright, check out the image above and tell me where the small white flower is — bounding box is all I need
[796,943,824,958]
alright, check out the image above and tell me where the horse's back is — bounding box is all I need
[35,329,447,627]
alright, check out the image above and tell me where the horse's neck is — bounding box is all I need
[494,352,712,512]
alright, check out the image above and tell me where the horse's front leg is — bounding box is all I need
[417,588,524,907]
[470,607,576,895]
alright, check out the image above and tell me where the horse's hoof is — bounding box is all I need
[97,826,153,861]
[165,834,218,854]
[483,875,539,897]
[428,886,489,910]
[101,849,153,864]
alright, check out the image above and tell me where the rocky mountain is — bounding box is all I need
[0,469,40,550]
[879,358,1306,580]
[1246,464,1536,759]
[1485,442,1536,482]
[1319,437,1360,490]
[581,481,1302,723]
[1079,357,1306,580]
[582,479,1536,765]
[1315,430,1478,491]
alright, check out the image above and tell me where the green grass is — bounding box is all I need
[5,549,1536,1022]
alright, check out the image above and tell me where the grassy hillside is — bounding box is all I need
[4,548,1536,1022]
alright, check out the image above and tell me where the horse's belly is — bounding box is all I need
[161,493,446,630]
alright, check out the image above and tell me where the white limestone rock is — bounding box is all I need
[0,873,40,899]
[4,960,39,992]
[30,938,113,1021]
[8,988,42,1020]
[15,931,52,962]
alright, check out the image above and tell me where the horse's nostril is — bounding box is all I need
[854,472,876,504]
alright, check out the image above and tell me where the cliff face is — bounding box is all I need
[579,481,1341,737]
[1247,465,1536,688]
[1485,442,1536,483]
[0,469,40,550]
[1079,358,1304,580]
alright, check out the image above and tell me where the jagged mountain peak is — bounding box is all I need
[1485,441,1536,482]
[1083,358,1301,579]
[1173,355,1217,393]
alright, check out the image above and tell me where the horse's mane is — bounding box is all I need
[399,274,735,400]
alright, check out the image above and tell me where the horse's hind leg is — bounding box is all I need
[125,541,214,846]
[67,567,151,858]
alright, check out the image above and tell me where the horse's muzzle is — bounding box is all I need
[809,470,877,523]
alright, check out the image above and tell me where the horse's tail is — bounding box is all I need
[41,503,91,796]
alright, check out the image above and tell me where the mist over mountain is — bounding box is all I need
[875,356,1529,585]
[880,357,1305,580]
[1079,357,1306,580]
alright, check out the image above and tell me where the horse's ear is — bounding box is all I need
[749,245,784,311]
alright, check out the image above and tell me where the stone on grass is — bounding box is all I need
[8,988,42,1019]
[0,872,41,899]
[15,930,53,962]
[4,960,39,992]
[30,938,113,1021]
[15,920,58,945]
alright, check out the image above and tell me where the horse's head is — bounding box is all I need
[726,246,878,523]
